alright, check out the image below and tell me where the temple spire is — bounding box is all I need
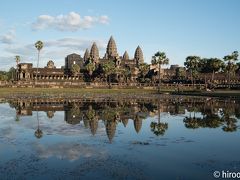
[134,45,144,64]
[83,48,90,62]
[105,36,118,59]
[123,51,129,60]
[90,42,99,63]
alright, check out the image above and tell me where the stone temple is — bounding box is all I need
[16,36,144,82]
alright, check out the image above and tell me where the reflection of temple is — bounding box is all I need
[9,97,240,142]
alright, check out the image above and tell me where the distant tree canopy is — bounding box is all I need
[0,67,16,81]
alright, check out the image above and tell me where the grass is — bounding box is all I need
[1,87,240,99]
[0,87,158,98]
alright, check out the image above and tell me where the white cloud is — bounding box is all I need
[32,12,110,31]
[0,30,16,44]
[4,37,107,69]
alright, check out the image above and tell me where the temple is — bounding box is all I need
[16,36,144,83]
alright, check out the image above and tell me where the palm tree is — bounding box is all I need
[151,51,169,93]
[15,55,20,65]
[15,55,20,80]
[184,56,200,88]
[35,41,43,85]
[223,51,239,87]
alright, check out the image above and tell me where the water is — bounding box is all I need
[0,96,240,180]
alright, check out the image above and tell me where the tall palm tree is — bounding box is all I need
[15,55,20,81]
[35,41,43,85]
[184,56,200,88]
[223,51,239,88]
[15,55,20,65]
[151,51,169,93]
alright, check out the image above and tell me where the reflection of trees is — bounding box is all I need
[150,100,168,136]
[35,111,43,139]
[46,111,55,119]
[183,99,239,132]
[85,105,98,136]
[220,105,237,132]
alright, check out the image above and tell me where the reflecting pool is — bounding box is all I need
[0,96,240,179]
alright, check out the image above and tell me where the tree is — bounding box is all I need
[72,64,80,75]
[8,67,16,80]
[138,63,149,83]
[15,56,20,80]
[85,62,95,76]
[208,58,224,82]
[102,61,116,88]
[223,51,239,87]
[184,56,200,87]
[35,41,43,85]
[151,51,169,93]
[15,55,20,65]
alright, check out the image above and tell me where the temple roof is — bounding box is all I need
[123,51,129,60]
[90,42,99,61]
[134,46,144,64]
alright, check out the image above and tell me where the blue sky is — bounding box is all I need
[0,0,240,70]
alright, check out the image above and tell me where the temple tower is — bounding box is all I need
[105,36,118,59]
[90,42,99,63]
[122,51,129,60]
[134,46,144,65]
[83,49,90,62]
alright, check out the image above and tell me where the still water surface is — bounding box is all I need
[0,96,240,179]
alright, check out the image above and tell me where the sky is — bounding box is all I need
[0,0,240,70]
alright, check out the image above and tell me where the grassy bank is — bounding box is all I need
[0,87,240,99]
[0,87,158,98]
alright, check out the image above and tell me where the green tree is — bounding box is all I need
[85,62,95,76]
[102,61,116,88]
[138,63,149,83]
[8,67,16,80]
[184,56,200,87]
[72,64,80,75]
[208,58,224,82]
[151,51,169,93]
[15,56,20,80]
[223,51,239,87]
[15,55,20,65]
[35,41,44,84]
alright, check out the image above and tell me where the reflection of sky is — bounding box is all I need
[32,142,107,161]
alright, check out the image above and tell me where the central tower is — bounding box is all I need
[105,36,118,59]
